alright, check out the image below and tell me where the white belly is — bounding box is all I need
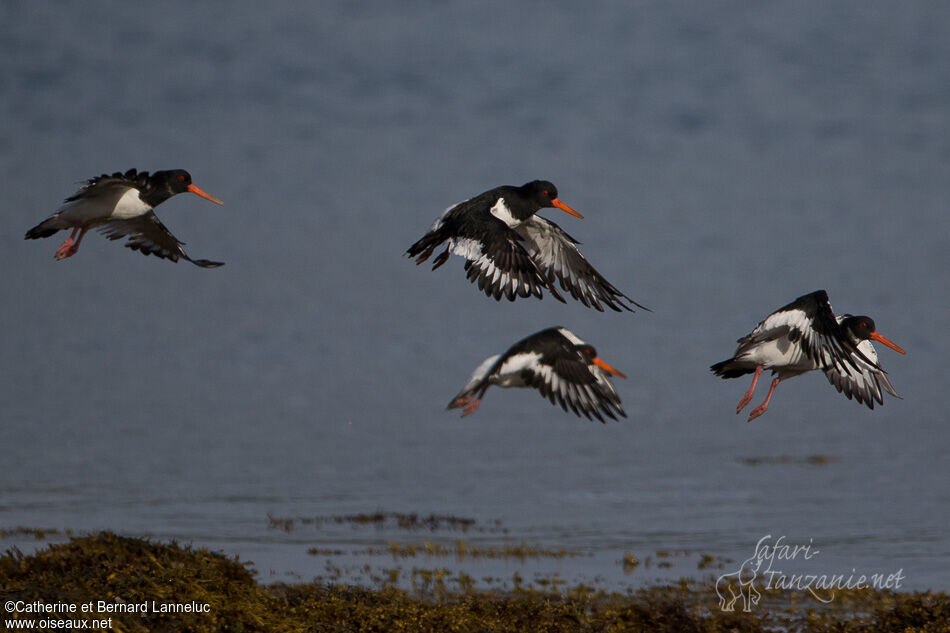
[489,198,520,228]
[740,339,815,372]
[55,186,151,225]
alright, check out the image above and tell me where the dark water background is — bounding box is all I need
[1,2,948,591]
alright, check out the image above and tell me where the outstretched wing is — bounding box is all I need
[515,216,647,312]
[97,211,223,268]
[454,230,560,302]
[823,332,900,409]
[65,169,145,202]
[737,290,868,374]
[523,352,626,422]
[408,204,561,302]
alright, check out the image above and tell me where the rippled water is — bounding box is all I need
[1,2,948,591]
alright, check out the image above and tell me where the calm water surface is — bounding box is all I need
[1,2,948,592]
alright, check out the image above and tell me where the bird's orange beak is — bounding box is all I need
[593,357,627,379]
[188,183,224,205]
[871,331,906,355]
[551,198,583,219]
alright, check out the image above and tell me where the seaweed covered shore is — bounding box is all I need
[1,532,948,632]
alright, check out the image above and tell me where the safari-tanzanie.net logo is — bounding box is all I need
[715,535,905,612]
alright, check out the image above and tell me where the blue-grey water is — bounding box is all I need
[1,2,948,594]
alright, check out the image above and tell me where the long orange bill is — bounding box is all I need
[188,183,224,205]
[870,331,906,355]
[551,197,583,219]
[593,357,627,379]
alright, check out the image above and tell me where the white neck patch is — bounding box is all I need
[111,187,152,219]
[489,197,520,228]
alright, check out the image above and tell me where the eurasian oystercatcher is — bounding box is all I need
[711,290,905,421]
[448,327,627,422]
[407,180,647,311]
[25,168,224,267]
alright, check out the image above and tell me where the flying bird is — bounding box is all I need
[407,180,646,311]
[448,327,628,422]
[25,168,224,267]
[711,290,905,421]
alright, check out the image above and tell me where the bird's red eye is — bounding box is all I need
[860,321,868,329]
[542,190,549,197]
[178,175,186,182]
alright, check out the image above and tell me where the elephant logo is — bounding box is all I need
[715,550,765,612]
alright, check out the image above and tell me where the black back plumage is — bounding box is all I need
[711,290,903,413]
[450,327,626,423]
[407,180,644,310]
[25,168,224,267]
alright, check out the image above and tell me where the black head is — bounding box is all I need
[575,343,627,378]
[575,343,598,361]
[841,315,877,341]
[154,169,194,195]
[841,315,906,355]
[519,180,583,218]
[522,180,559,204]
[145,170,223,206]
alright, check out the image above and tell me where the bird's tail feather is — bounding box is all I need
[24,217,63,240]
[407,227,450,265]
[710,359,754,379]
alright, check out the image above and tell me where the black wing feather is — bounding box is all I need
[97,211,223,268]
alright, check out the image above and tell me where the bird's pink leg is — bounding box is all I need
[72,227,89,253]
[736,365,764,414]
[54,227,79,260]
[748,377,781,421]
[461,398,482,417]
[55,227,88,260]
[448,393,481,416]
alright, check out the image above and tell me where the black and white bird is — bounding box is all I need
[407,180,647,311]
[448,327,628,422]
[25,168,224,267]
[711,290,905,421]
